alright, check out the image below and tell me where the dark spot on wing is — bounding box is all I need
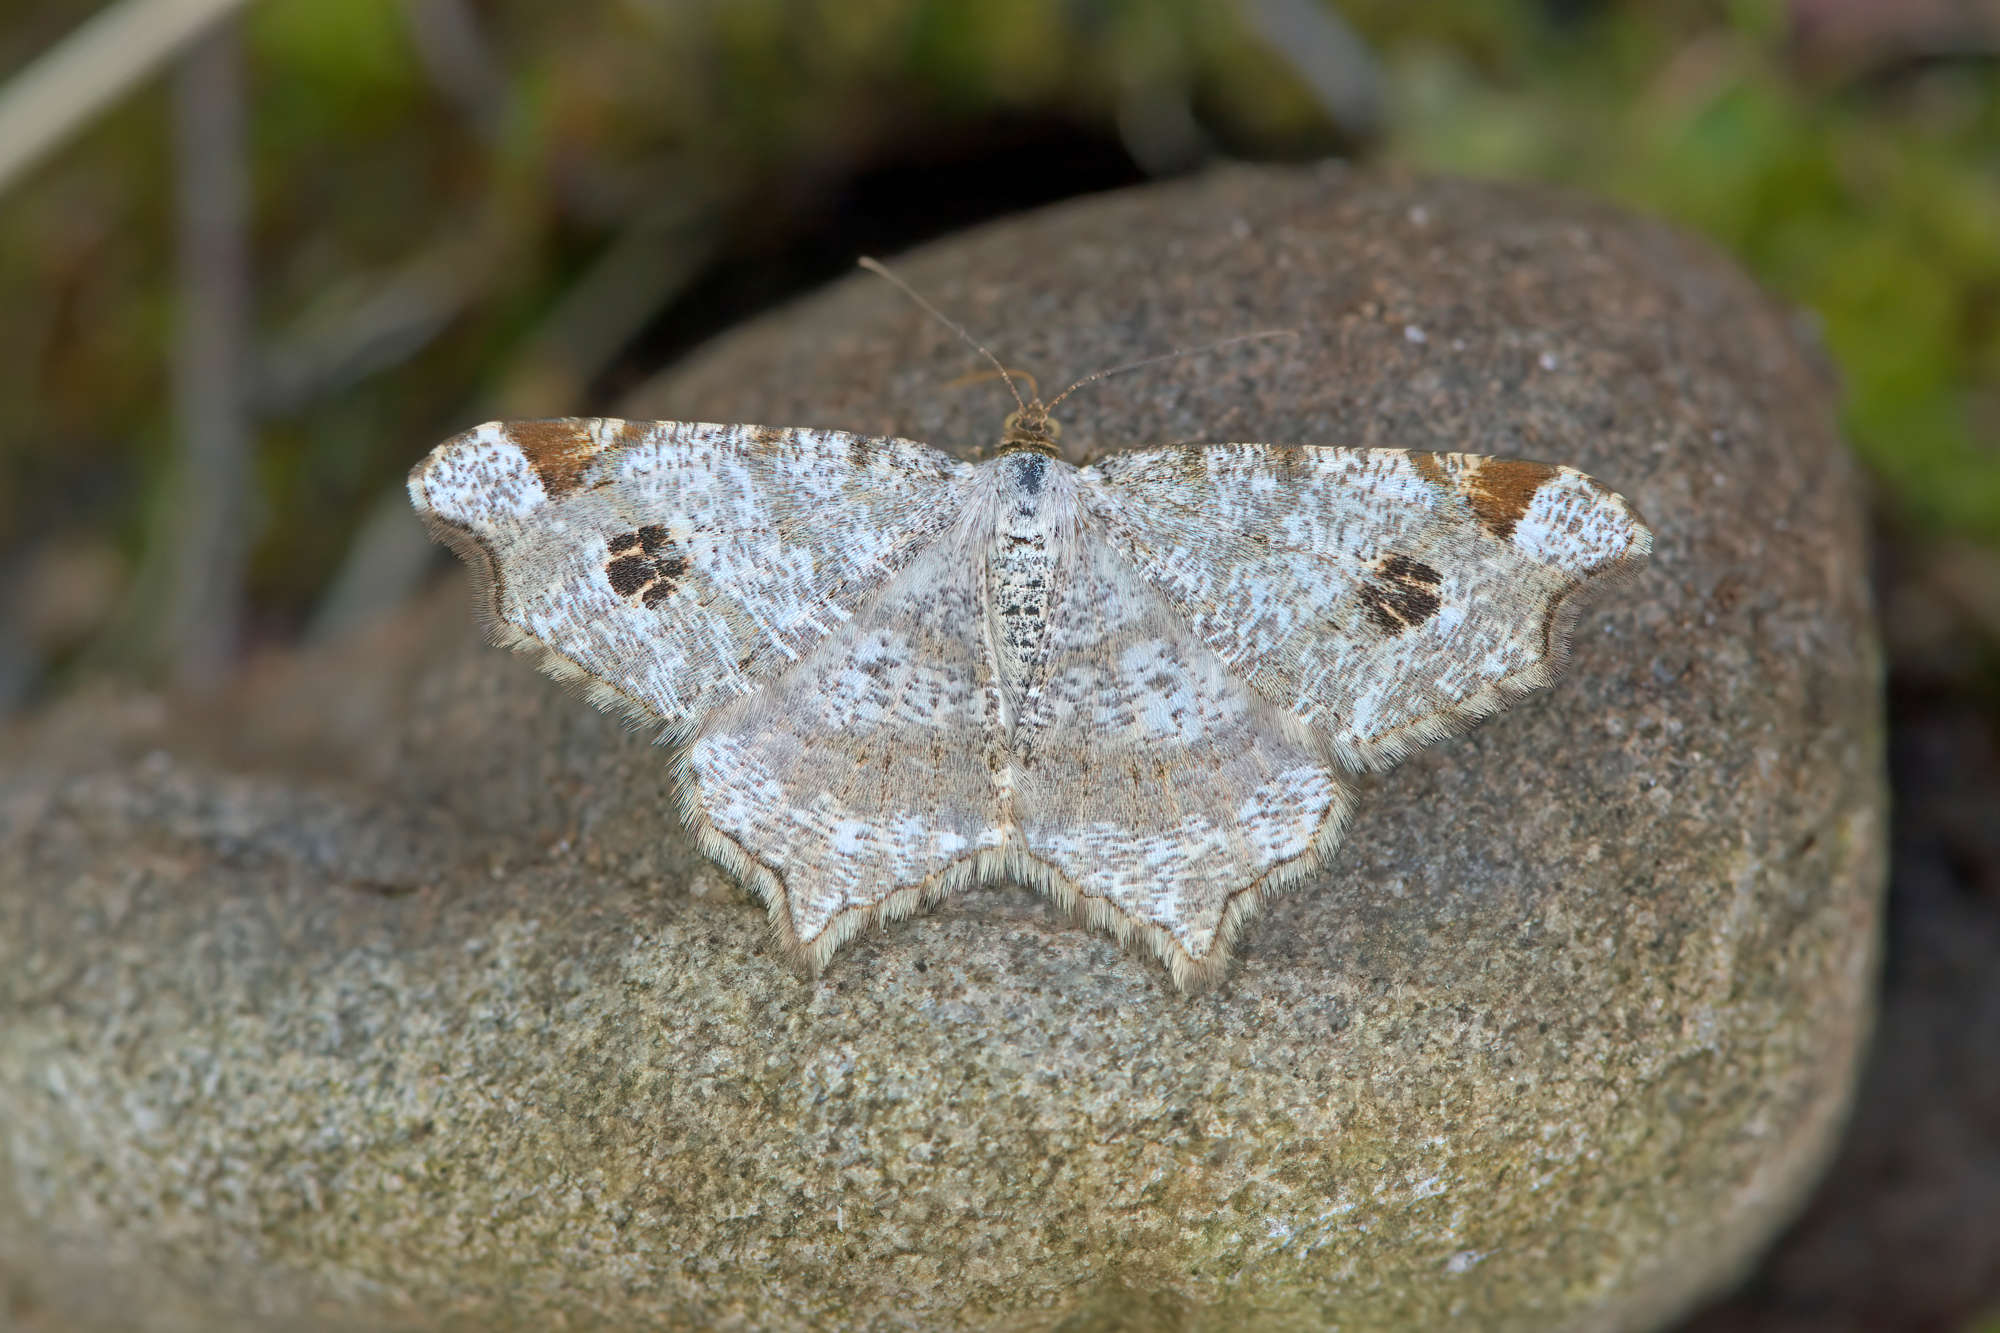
[605,528,691,607]
[606,554,652,597]
[1355,553,1444,636]
[1380,554,1441,588]
[506,419,603,498]
[1356,586,1401,636]
[1463,459,1559,542]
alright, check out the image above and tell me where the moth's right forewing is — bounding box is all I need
[1080,444,1651,771]
[409,417,972,734]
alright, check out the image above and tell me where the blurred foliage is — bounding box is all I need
[0,0,1996,701]
[1380,0,2000,544]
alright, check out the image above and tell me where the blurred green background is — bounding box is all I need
[2,0,1997,704]
[1,3,1996,1330]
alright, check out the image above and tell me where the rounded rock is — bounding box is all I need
[0,165,1884,1332]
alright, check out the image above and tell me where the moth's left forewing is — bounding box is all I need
[408,419,626,685]
[410,417,973,736]
[1080,445,1652,772]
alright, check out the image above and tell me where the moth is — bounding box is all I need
[409,268,1651,989]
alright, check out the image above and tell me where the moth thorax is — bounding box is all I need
[999,403,1061,456]
[986,464,1063,698]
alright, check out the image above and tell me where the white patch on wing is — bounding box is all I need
[1509,469,1645,574]
[414,426,549,525]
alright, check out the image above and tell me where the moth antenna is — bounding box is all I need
[859,256,1030,417]
[1045,329,1300,412]
[946,366,1040,400]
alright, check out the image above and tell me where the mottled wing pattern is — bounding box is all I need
[414,413,1651,989]
[408,418,972,734]
[684,537,1008,968]
[1011,527,1351,987]
[1080,446,1652,770]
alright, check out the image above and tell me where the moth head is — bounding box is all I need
[999,398,1061,456]
[855,253,1294,466]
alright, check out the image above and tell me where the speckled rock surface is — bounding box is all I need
[0,165,1884,1332]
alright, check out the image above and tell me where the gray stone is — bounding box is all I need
[0,165,1884,1332]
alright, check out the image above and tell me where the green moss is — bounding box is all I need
[247,0,425,141]
[1383,6,2000,539]
[3,0,1994,695]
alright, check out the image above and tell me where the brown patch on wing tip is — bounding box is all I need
[506,419,602,498]
[1463,458,1559,541]
[1408,451,1449,488]
[1355,553,1443,636]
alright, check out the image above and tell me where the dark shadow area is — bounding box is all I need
[598,114,1152,403]
[1678,527,2000,1332]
